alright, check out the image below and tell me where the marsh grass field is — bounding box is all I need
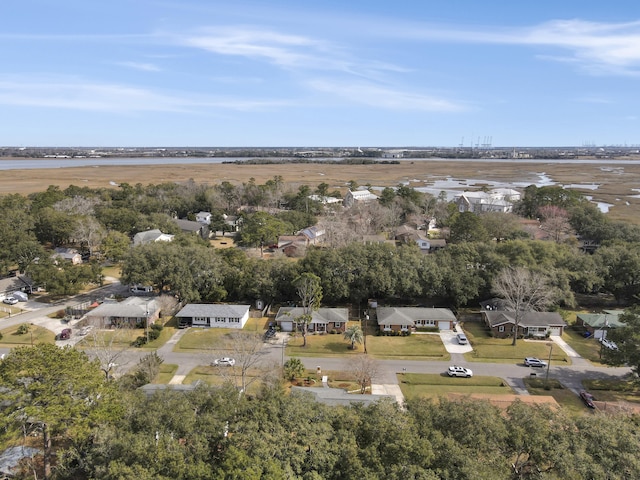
[2,158,640,224]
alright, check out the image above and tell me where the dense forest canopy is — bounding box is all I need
[1,344,639,480]
[2,180,640,306]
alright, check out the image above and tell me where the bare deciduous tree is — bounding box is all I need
[492,267,555,346]
[211,331,267,395]
[86,325,133,380]
[538,205,574,243]
[349,355,380,394]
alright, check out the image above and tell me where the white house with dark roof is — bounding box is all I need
[376,307,457,332]
[133,229,174,246]
[176,304,250,329]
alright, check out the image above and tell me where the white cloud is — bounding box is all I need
[114,61,161,72]
[0,77,290,113]
[307,79,465,112]
[401,19,640,75]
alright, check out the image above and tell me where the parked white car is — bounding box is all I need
[600,338,618,350]
[2,297,18,305]
[524,357,547,368]
[447,366,473,378]
[212,357,236,367]
[456,333,469,345]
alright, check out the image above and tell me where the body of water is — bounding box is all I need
[2,156,640,171]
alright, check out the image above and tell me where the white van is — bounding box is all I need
[130,285,153,294]
[12,291,28,302]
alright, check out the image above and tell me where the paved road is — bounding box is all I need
[1,297,632,401]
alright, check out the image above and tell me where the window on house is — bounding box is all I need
[334,322,342,328]
[498,325,505,332]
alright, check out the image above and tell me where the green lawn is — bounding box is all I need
[286,332,449,360]
[0,305,26,319]
[76,324,175,350]
[524,378,588,416]
[181,365,264,395]
[561,326,605,365]
[582,378,640,404]
[398,372,512,400]
[0,324,56,346]
[174,328,234,352]
[462,322,569,365]
[153,363,179,384]
[243,316,271,332]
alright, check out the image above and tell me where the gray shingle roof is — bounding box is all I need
[275,307,348,324]
[376,307,456,326]
[176,304,250,318]
[484,311,566,328]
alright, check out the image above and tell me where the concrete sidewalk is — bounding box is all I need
[371,383,405,407]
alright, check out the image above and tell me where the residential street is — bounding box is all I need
[1,297,632,405]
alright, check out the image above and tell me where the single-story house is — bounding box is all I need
[84,297,160,328]
[275,307,349,333]
[175,304,250,329]
[343,189,379,208]
[298,226,326,245]
[376,307,457,333]
[52,247,82,265]
[482,310,567,338]
[0,274,33,300]
[576,310,626,339]
[133,229,175,246]
[172,218,210,239]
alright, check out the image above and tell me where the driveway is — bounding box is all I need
[439,326,473,354]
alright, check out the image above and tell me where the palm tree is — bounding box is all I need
[343,325,364,350]
[284,358,305,381]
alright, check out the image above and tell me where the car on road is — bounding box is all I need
[2,297,18,305]
[57,328,72,340]
[580,390,596,409]
[524,357,547,368]
[212,357,236,367]
[447,366,473,378]
[456,333,468,345]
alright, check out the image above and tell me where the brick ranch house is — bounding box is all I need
[275,307,348,333]
[482,310,567,338]
[376,307,457,333]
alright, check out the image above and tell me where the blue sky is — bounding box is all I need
[3,0,640,147]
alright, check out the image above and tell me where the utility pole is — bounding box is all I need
[545,342,553,387]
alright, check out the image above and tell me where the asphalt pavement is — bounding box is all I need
[1,291,633,404]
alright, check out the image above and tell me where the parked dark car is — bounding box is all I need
[57,328,72,340]
[580,390,596,409]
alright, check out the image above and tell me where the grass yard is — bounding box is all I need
[0,324,56,347]
[153,364,179,384]
[243,316,271,332]
[0,305,26,318]
[286,331,449,360]
[462,322,569,365]
[174,327,246,352]
[524,378,588,416]
[182,365,264,395]
[561,326,605,365]
[582,378,640,404]
[398,373,512,401]
[101,264,122,281]
[76,324,176,350]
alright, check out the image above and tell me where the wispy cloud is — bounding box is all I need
[307,79,466,112]
[0,77,289,113]
[401,19,640,75]
[114,61,162,72]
